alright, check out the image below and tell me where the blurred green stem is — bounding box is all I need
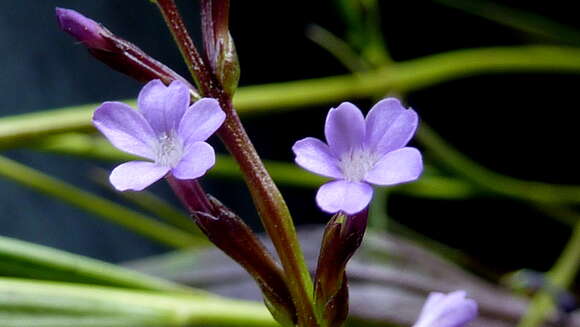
[0,236,186,291]
[32,133,478,201]
[417,123,580,205]
[517,214,580,327]
[0,277,276,327]
[0,156,205,249]
[4,46,580,147]
[433,0,580,45]
[90,168,202,236]
[368,188,389,231]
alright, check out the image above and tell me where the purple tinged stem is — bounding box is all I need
[166,175,213,214]
[155,0,217,95]
[153,2,318,326]
[167,176,298,324]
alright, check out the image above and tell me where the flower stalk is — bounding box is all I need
[154,0,216,95]
[153,1,318,325]
[167,176,298,326]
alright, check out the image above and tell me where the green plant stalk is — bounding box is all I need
[154,1,316,324]
[0,277,277,327]
[417,123,580,204]
[4,45,580,147]
[517,213,580,327]
[0,155,205,249]
[0,235,186,292]
[90,168,202,236]
[433,0,580,45]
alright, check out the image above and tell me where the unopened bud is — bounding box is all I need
[200,0,240,96]
[56,7,113,50]
[56,7,199,98]
[194,195,297,326]
[314,209,368,326]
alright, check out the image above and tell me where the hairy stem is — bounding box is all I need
[155,0,215,94]
[217,97,318,327]
[153,2,317,325]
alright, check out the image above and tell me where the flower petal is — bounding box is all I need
[325,102,365,157]
[109,161,169,191]
[292,137,343,179]
[172,141,216,180]
[177,98,226,144]
[419,292,447,317]
[316,180,373,214]
[365,98,418,155]
[414,291,478,327]
[365,147,423,185]
[138,79,190,135]
[93,101,157,159]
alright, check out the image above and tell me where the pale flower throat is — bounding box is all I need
[155,133,184,168]
[339,148,379,182]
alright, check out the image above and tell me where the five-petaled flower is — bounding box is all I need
[292,99,423,214]
[413,291,478,327]
[93,79,225,191]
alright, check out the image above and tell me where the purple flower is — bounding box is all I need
[292,99,423,214]
[413,291,478,327]
[93,79,225,191]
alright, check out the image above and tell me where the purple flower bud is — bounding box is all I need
[55,8,113,50]
[56,8,198,93]
[413,291,478,327]
[314,209,368,326]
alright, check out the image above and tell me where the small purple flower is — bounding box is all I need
[413,291,478,327]
[93,79,225,191]
[292,99,423,214]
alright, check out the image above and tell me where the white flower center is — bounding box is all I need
[339,148,379,182]
[155,133,183,168]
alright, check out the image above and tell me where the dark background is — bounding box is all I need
[1,0,579,283]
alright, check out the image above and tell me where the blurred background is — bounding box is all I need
[1,0,579,296]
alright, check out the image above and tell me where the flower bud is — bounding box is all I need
[56,8,113,50]
[314,209,368,326]
[194,195,297,326]
[56,7,199,98]
[200,0,240,96]
[167,177,297,326]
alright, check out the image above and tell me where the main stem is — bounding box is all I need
[154,1,317,325]
[218,98,317,326]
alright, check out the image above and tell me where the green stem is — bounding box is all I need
[0,235,186,292]
[4,45,580,147]
[417,123,580,204]
[154,2,316,324]
[516,209,580,327]
[32,133,478,200]
[0,155,205,249]
[217,97,318,327]
[0,277,276,327]
[90,168,203,236]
